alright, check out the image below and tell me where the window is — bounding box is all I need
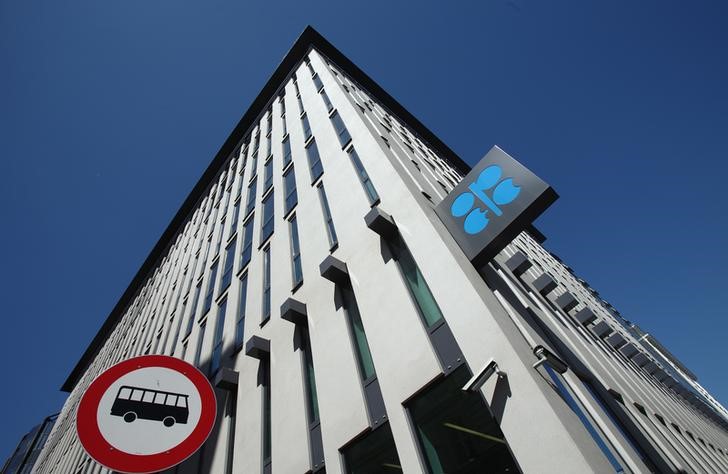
[306,139,324,182]
[265,131,272,159]
[279,93,286,117]
[408,365,519,474]
[301,326,318,423]
[282,136,292,167]
[342,423,400,474]
[301,113,312,141]
[317,183,338,249]
[240,215,255,269]
[289,215,303,288]
[262,357,272,472]
[283,166,298,214]
[341,285,374,381]
[320,90,334,113]
[202,262,219,315]
[186,281,202,337]
[194,319,207,368]
[210,297,227,375]
[250,150,259,178]
[263,158,273,191]
[245,179,257,217]
[261,191,274,243]
[220,238,236,293]
[262,246,271,323]
[213,222,224,257]
[329,110,351,147]
[388,236,443,328]
[312,74,323,92]
[347,147,379,205]
[229,199,240,238]
[234,273,248,351]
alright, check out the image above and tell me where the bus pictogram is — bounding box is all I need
[110,385,190,427]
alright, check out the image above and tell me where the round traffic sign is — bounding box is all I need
[76,355,217,473]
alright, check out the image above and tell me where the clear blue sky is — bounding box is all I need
[1,0,727,461]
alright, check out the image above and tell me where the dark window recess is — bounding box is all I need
[262,246,271,322]
[234,273,248,351]
[313,74,324,91]
[320,89,334,112]
[408,365,521,474]
[187,281,202,336]
[194,320,207,367]
[317,183,338,249]
[229,200,240,237]
[330,110,352,147]
[306,139,324,182]
[342,422,401,474]
[263,158,273,191]
[340,285,375,381]
[289,215,303,287]
[282,136,292,167]
[240,215,255,269]
[245,179,257,216]
[202,262,219,315]
[347,147,379,205]
[302,113,312,141]
[261,191,274,243]
[262,358,272,473]
[284,166,298,214]
[210,297,227,375]
[220,239,236,293]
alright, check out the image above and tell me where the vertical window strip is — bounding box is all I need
[202,262,219,316]
[186,280,202,337]
[245,179,257,217]
[262,246,271,322]
[289,215,303,288]
[240,215,255,269]
[347,147,379,205]
[317,183,338,249]
[261,191,275,243]
[220,238,236,293]
[282,136,292,168]
[301,113,312,141]
[263,158,273,191]
[235,273,248,351]
[330,110,352,147]
[320,89,334,113]
[262,358,272,472]
[283,166,298,214]
[210,297,228,375]
[194,320,207,368]
[306,139,323,182]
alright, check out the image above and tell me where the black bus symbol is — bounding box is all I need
[110,385,190,427]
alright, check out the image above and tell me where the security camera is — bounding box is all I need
[532,345,568,374]
[462,358,505,392]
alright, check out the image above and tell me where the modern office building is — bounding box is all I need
[33,27,728,473]
[2,414,58,474]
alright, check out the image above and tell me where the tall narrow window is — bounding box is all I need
[301,113,312,141]
[283,166,298,214]
[320,89,334,113]
[240,215,255,269]
[301,326,319,423]
[263,158,273,191]
[329,110,351,147]
[312,74,324,92]
[220,239,236,293]
[210,297,227,375]
[341,285,375,380]
[250,149,259,178]
[289,215,303,288]
[202,262,219,316]
[261,192,274,243]
[388,237,444,328]
[282,136,292,168]
[193,319,207,369]
[234,273,248,351]
[265,131,272,159]
[262,246,271,323]
[186,280,202,337]
[229,199,240,238]
[245,179,257,217]
[342,423,400,474]
[306,139,323,182]
[279,93,286,117]
[317,183,338,249]
[347,147,379,205]
[262,358,272,473]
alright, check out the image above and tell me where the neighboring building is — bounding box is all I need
[2,414,58,474]
[33,27,728,474]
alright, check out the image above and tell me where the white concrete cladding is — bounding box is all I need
[34,29,728,474]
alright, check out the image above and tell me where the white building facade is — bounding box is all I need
[34,27,728,474]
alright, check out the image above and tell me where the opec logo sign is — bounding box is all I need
[435,146,558,266]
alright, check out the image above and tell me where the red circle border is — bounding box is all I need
[76,355,217,473]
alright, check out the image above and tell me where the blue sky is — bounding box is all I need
[1,0,727,461]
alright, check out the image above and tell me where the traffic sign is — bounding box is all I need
[76,355,217,473]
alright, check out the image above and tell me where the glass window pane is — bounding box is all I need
[342,423,401,474]
[408,366,519,474]
[306,139,323,182]
[341,286,375,380]
[391,238,443,328]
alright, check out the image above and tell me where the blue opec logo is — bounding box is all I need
[450,165,521,235]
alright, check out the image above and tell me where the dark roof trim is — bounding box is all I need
[61,25,471,392]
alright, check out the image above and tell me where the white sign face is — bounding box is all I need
[77,355,217,474]
[96,367,202,455]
